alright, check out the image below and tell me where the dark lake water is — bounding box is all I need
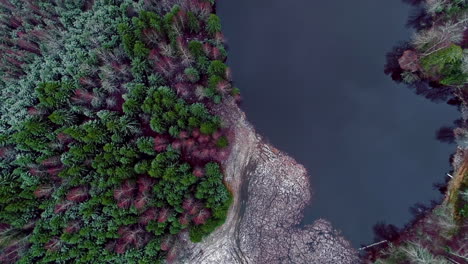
[217,0,460,247]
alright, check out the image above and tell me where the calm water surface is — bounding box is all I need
[217,0,459,247]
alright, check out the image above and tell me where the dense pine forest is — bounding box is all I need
[370,0,467,263]
[0,0,237,263]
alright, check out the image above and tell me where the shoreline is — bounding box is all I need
[180,98,358,263]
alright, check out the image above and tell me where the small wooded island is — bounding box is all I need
[0,0,466,263]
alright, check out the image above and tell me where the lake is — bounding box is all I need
[217,0,460,247]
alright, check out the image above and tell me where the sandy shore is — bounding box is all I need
[178,99,359,263]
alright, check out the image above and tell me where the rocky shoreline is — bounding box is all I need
[179,99,359,263]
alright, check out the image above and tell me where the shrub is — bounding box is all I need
[184,67,200,83]
[118,23,136,56]
[133,41,150,59]
[206,14,221,35]
[200,122,217,135]
[137,137,156,155]
[420,44,467,85]
[421,45,463,71]
[216,136,229,148]
[187,11,200,33]
[188,40,204,58]
[207,60,227,77]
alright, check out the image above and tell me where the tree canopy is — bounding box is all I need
[0,0,237,263]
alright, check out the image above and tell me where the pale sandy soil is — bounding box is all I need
[178,99,359,264]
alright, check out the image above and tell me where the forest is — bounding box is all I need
[370,0,468,263]
[385,0,467,99]
[0,0,237,263]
